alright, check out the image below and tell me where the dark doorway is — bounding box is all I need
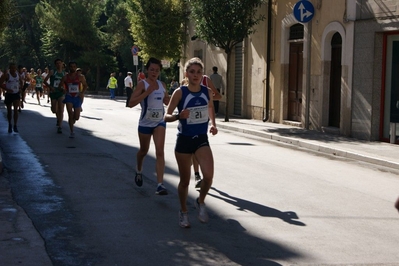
[288,43,303,121]
[328,32,342,127]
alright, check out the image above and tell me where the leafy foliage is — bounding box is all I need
[189,0,265,54]
[102,1,135,71]
[36,0,104,52]
[0,0,43,68]
[0,0,15,33]
[36,0,118,88]
[0,0,190,87]
[188,0,265,121]
[127,0,187,61]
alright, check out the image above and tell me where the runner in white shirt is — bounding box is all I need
[0,63,23,133]
[128,57,170,195]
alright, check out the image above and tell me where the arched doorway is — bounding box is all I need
[328,32,342,127]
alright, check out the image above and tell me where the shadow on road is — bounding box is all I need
[209,187,306,226]
[0,101,304,265]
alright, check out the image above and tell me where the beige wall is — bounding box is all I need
[245,3,268,119]
[182,1,351,126]
[284,1,356,137]
[181,0,399,141]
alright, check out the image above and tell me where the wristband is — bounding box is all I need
[175,114,180,120]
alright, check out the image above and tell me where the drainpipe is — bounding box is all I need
[263,0,272,122]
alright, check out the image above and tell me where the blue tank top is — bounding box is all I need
[177,85,210,136]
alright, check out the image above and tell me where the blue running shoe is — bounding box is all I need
[135,172,143,187]
[156,183,168,195]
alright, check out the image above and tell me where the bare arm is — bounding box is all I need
[207,77,222,100]
[0,73,7,91]
[164,88,187,122]
[207,88,218,135]
[162,81,170,105]
[80,75,88,95]
[43,70,53,91]
[0,73,7,90]
[127,80,152,108]
[59,75,67,93]
[19,75,23,91]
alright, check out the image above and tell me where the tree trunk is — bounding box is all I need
[96,65,101,91]
[224,50,232,122]
[21,13,43,67]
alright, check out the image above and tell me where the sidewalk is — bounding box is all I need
[0,113,53,265]
[1,110,399,265]
[215,117,399,171]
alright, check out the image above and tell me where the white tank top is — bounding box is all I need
[138,80,166,127]
[6,72,20,93]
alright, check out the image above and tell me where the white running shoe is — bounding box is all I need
[179,210,191,228]
[194,198,209,223]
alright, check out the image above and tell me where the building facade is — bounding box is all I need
[181,0,399,143]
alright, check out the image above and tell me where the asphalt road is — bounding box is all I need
[1,94,399,265]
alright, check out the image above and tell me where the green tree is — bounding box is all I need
[189,0,265,121]
[36,0,116,90]
[103,0,135,72]
[0,0,14,33]
[0,0,45,68]
[127,0,187,62]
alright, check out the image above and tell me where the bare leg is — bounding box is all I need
[12,100,19,125]
[36,90,41,105]
[194,146,214,204]
[66,103,74,133]
[175,152,192,213]
[152,126,166,184]
[192,156,200,174]
[6,104,12,124]
[136,132,151,172]
[57,98,65,128]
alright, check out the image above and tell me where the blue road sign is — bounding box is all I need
[293,0,315,23]
[131,45,139,55]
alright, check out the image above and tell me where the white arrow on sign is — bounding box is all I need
[299,3,313,21]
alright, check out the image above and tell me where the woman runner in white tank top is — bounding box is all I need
[128,57,170,195]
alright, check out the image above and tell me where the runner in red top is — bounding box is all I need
[137,69,145,83]
[59,61,88,138]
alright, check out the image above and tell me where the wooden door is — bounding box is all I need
[288,43,303,121]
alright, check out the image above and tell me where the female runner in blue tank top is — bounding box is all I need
[128,57,170,195]
[164,57,218,228]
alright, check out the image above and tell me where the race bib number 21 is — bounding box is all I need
[187,106,209,125]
